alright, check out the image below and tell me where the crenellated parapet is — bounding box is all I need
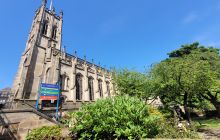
[52,48,112,77]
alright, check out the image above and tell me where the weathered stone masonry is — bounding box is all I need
[11,0,114,104]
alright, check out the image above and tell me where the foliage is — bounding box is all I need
[64,96,199,139]
[151,42,220,118]
[66,96,164,139]
[113,69,154,100]
[157,120,199,139]
[157,106,174,118]
[168,42,219,58]
[25,125,62,140]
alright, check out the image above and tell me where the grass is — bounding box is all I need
[193,118,220,129]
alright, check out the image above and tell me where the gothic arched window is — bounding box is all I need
[60,75,65,90]
[76,74,83,101]
[98,79,103,98]
[46,68,51,83]
[60,74,69,91]
[66,77,70,89]
[51,25,57,39]
[88,77,94,100]
[42,20,48,36]
[106,81,110,97]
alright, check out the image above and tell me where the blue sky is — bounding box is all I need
[1,0,220,89]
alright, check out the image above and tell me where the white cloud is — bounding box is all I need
[182,12,199,24]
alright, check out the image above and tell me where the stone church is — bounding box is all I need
[11,0,114,104]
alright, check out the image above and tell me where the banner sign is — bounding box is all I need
[36,82,61,120]
[40,83,60,100]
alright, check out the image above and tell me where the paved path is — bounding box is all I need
[198,128,220,139]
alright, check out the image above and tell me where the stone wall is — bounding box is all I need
[0,112,55,140]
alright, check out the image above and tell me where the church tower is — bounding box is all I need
[12,0,63,100]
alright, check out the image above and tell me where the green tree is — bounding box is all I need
[151,58,195,122]
[113,69,154,101]
[151,42,220,118]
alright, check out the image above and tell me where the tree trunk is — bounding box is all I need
[212,102,220,118]
[199,92,220,118]
[184,92,191,123]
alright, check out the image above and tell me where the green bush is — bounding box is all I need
[66,96,164,139]
[26,125,62,140]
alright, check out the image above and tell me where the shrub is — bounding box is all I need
[66,96,164,139]
[26,125,62,140]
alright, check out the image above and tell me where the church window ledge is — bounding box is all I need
[50,38,58,43]
[76,100,83,102]
[42,34,50,39]
[42,35,58,44]
[46,58,51,62]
